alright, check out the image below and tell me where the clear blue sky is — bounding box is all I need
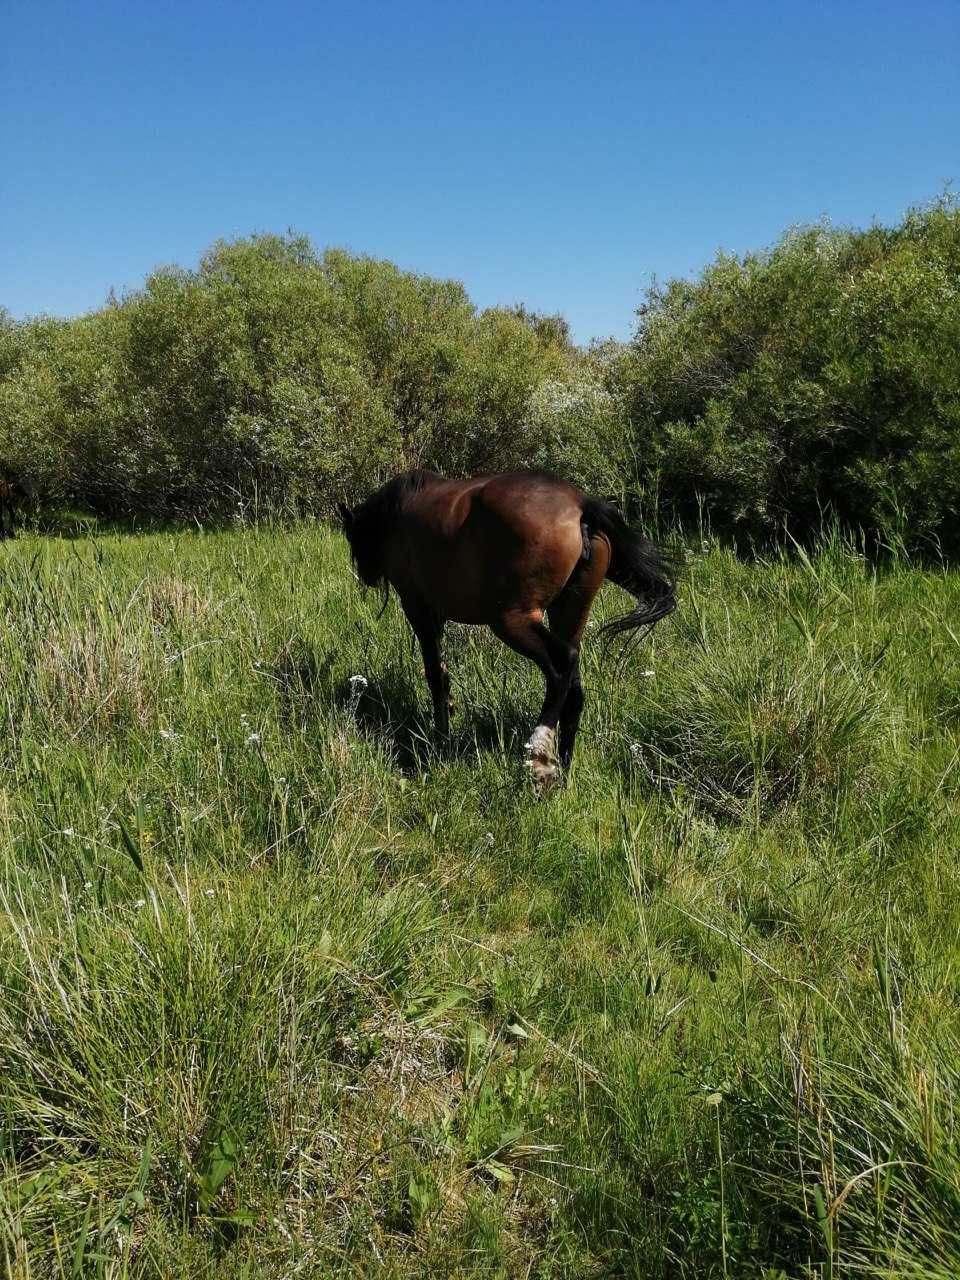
[2,0,957,342]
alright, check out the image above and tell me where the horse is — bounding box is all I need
[337,470,676,789]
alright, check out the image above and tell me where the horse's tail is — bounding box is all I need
[580,496,677,640]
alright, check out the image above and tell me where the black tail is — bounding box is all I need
[581,497,677,641]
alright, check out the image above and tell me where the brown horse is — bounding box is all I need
[338,470,675,788]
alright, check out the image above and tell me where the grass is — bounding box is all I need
[2,520,960,1277]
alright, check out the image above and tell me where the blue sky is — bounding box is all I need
[2,0,958,342]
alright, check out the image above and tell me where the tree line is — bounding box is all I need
[2,196,958,550]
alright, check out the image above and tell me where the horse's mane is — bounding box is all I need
[347,469,431,591]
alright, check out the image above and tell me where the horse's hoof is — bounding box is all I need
[528,758,561,795]
[524,726,561,795]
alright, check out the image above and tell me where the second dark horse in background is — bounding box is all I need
[338,470,676,789]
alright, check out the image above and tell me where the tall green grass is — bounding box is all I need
[2,522,960,1277]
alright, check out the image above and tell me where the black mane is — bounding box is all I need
[345,469,430,590]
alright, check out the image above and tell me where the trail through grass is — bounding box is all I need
[2,523,960,1277]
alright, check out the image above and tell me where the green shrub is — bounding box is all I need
[619,196,960,550]
[0,235,604,519]
[3,200,959,544]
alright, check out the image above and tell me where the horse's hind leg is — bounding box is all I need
[553,652,583,771]
[491,609,577,791]
[547,534,611,771]
[401,596,451,737]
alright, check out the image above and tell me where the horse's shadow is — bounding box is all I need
[348,668,533,772]
[270,638,531,773]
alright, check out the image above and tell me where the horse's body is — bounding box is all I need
[339,470,675,787]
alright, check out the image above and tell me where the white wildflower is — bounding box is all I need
[133,898,146,909]
[62,827,75,837]
[246,731,261,746]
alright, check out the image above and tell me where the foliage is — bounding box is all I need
[617,195,960,551]
[0,236,608,519]
[3,201,959,545]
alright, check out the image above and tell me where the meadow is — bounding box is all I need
[3,518,960,1278]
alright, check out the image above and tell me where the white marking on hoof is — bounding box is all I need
[525,725,556,760]
[524,726,560,793]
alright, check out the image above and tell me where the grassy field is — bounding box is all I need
[3,521,960,1278]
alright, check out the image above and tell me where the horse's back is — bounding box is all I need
[474,471,584,528]
[407,471,585,550]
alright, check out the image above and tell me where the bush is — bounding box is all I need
[618,196,960,551]
[0,236,613,519]
[3,201,959,545]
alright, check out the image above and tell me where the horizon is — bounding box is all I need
[3,0,958,343]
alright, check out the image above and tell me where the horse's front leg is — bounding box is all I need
[401,597,451,737]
